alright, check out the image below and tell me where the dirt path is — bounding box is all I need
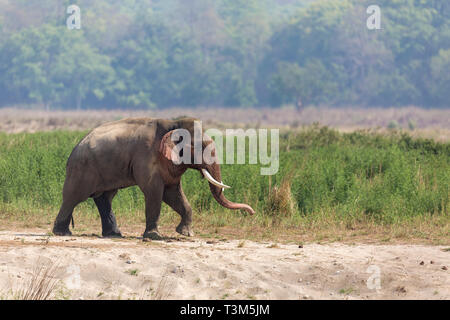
[0,231,448,300]
[1,107,449,141]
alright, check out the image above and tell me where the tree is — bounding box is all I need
[0,24,114,109]
[0,0,448,109]
[261,0,351,106]
[269,59,338,106]
[429,49,450,106]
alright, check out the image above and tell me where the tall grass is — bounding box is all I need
[0,126,448,230]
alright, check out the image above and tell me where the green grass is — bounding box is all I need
[126,269,139,276]
[0,126,448,242]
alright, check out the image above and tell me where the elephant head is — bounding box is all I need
[159,119,255,215]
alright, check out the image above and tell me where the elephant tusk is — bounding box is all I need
[201,169,231,189]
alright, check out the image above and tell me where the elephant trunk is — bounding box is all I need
[202,164,255,215]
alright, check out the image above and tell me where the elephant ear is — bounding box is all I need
[159,130,180,163]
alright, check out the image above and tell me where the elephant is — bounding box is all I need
[52,117,255,239]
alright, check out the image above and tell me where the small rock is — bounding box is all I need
[298,245,303,249]
[119,253,131,260]
[126,260,135,264]
[395,286,407,294]
[419,261,425,265]
[430,261,434,264]
[442,266,447,270]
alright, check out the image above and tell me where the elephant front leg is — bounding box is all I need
[141,180,165,240]
[163,183,194,237]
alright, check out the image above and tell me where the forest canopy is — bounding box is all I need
[0,0,448,109]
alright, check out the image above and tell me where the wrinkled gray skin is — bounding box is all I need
[52,118,255,239]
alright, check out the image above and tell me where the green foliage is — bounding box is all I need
[0,24,114,109]
[269,59,338,106]
[0,0,448,108]
[261,0,450,107]
[0,128,448,224]
[430,49,450,106]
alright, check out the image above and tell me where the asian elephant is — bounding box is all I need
[52,117,255,239]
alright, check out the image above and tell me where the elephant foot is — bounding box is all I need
[52,226,72,236]
[176,224,194,237]
[143,229,163,240]
[102,229,122,238]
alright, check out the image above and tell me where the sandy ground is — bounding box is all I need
[0,230,448,300]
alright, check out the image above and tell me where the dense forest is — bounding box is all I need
[0,0,449,109]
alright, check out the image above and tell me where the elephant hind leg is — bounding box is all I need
[94,190,122,238]
[54,170,98,236]
[53,199,80,236]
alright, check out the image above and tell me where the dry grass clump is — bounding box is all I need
[14,260,60,300]
[151,269,174,300]
[265,170,296,219]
